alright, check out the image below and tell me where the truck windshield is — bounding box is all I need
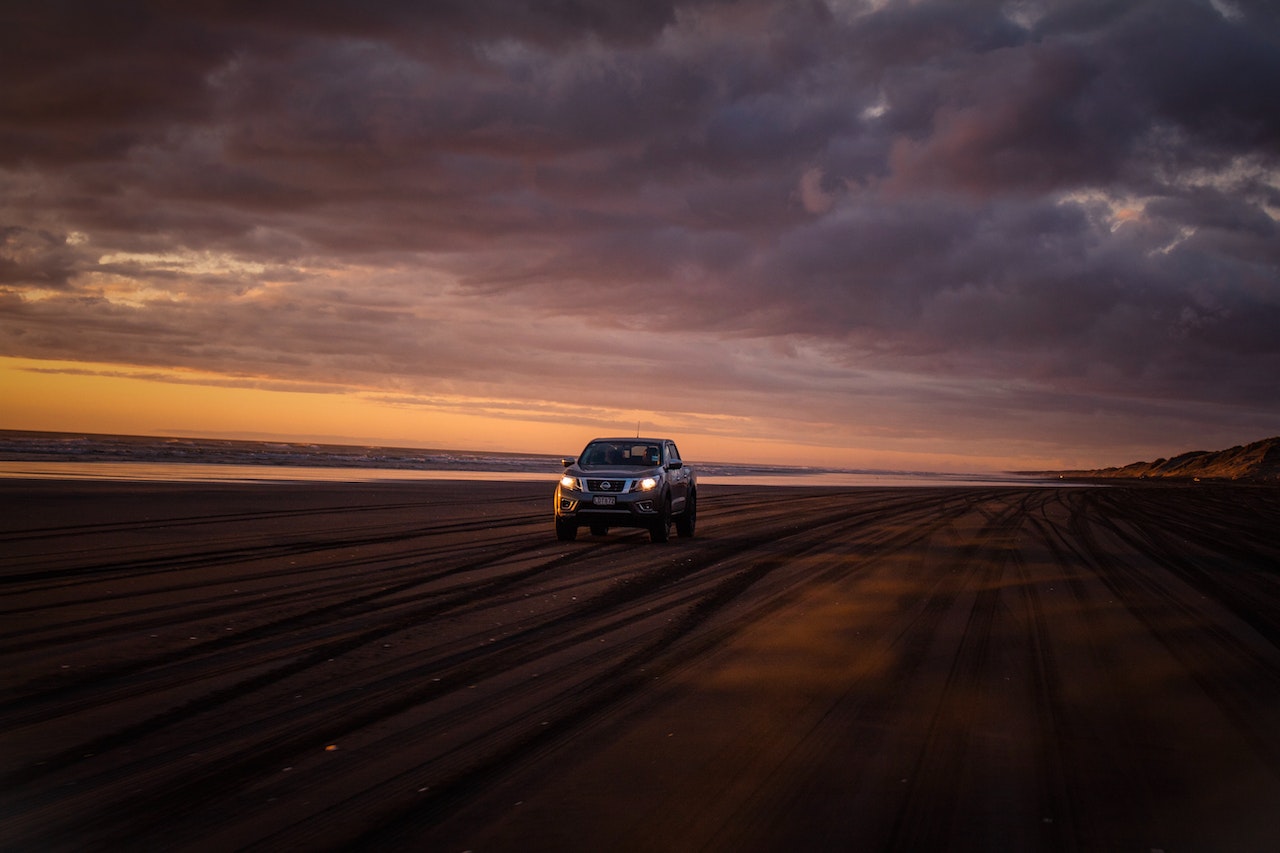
[581,442,660,467]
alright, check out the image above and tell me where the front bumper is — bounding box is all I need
[555,485,662,524]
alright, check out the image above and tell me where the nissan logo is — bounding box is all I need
[600,481,612,490]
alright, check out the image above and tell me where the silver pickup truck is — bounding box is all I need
[554,437,697,542]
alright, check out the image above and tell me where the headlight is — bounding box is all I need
[634,476,658,491]
[560,475,580,490]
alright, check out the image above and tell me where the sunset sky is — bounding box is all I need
[3,0,1278,471]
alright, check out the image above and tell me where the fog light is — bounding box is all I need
[560,499,575,511]
[636,501,653,512]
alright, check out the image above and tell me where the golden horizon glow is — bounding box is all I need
[0,355,1053,471]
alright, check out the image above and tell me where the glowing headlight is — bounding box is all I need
[560,475,580,490]
[635,476,659,491]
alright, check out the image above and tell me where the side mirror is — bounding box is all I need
[561,457,575,467]
[668,460,683,470]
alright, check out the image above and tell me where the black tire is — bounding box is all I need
[555,516,578,541]
[675,489,696,538]
[590,524,608,536]
[649,497,671,543]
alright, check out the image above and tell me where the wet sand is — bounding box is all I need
[3,479,1280,851]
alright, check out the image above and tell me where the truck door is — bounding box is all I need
[666,442,689,512]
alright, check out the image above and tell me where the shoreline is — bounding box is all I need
[0,428,1054,488]
[0,460,1056,488]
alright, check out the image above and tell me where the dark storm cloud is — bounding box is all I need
[0,0,698,157]
[2,0,1278,462]
[0,226,81,287]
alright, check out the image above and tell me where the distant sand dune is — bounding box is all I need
[1040,434,1280,481]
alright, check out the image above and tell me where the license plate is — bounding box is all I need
[592,495,616,506]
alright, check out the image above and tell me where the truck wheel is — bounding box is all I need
[675,489,696,538]
[555,517,578,541]
[650,497,671,543]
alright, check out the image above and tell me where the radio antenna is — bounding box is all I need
[636,421,640,438]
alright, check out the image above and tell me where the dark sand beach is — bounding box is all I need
[3,479,1280,851]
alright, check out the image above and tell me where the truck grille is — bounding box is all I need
[586,479,626,493]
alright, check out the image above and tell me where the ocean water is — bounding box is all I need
[0,430,1048,487]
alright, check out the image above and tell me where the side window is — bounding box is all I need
[667,443,681,463]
